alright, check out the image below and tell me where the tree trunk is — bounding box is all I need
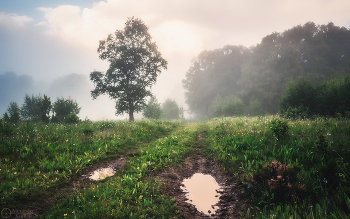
[129,102,134,122]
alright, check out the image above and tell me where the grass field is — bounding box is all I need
[1,116,349,218]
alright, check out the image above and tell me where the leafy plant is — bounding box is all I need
[270,118,289,139]
[162,99,181,120]
[142,96,162,120]
[209,95,245,117]
[3,102,21,123]
[51,97,81,123]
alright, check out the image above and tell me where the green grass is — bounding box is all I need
[205,115,350,218]
[1,116,350,218]
[0,119,181,210]
[42,123,200,218]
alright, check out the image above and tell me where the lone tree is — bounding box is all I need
[90,17,167,122]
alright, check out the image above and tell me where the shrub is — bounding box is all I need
[66,113,80,124]
[270,118,289,139]
[279,77,317,117]
[3,102,21,123]
[143,96,162,120]
[249,98,264,116]
[280,75,350,118]
[281,105,310,119]
[162,99,181,120]
[20,94,52,123]
[209,95,245,117]
[0,118,13,137]
[52,97,81,123]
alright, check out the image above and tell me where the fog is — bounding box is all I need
[1,0,350,120]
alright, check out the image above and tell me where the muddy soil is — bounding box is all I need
[11,155,126,218]
[151,153,250,218]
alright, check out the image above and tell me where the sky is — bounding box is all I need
[1,0,350,120]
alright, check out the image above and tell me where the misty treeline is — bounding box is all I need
[280,76,350,118]
[183,22,350,117]
[1,94,81,124]
[142,97,184,120]
[0,72,92,115]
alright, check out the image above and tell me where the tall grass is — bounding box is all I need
[41,123,200,218]
[205,115,350,218]
[0,119,180,210]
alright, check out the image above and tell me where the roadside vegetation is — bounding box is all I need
[205,115,350,218]
[0,119,182,214]
[1,116,349,218]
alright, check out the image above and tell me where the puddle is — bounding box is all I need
[181,173,221,215]
[89,167,116,181]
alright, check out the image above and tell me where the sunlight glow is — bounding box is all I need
[151,20,201,53]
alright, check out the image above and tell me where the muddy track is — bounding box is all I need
[7,130,250,218]
[12,155,127,218]
[151,134,250,218]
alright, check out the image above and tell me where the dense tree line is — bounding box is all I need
[1,94,81,124]
[183,22,350,117]
[280,75,350,118]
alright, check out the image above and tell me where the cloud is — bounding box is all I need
[1,0,350,119]
[0,72,34,114]
[0,12,33,28]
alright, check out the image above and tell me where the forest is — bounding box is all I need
[182,22,350,117]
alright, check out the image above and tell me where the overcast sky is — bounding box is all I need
[1,0,350,120]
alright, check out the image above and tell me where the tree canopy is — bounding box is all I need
[142,96,162,120]
[182,45,250,116]
[3,102,20,123]
[51,97,81,123]
[183,22,350,116]
[20,94,51,123]
[162,99,182,120]
[90,17,167,121]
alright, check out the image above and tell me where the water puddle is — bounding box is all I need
[89,167,116,181]
[181,173,222,215]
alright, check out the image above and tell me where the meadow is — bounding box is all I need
[205,116,350,218]
[0,116,349,218]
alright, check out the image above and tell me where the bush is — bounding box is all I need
[162,99,181,120]
[143,96,162,120]
[3,102,21,123]
[0,118,13,137]
[209,95,245,117]
[281,105,310,119]
[66,113,80,124]
[20,94,52,123]
[249,98,264,116]
[279,77,317,117]
[280,76,350,118]
[52,97,81,123]
[270,118,289,139]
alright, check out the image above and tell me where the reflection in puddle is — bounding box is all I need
[181,173,221,215]
[89,167,116,181]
